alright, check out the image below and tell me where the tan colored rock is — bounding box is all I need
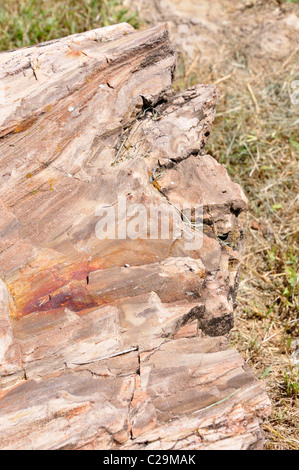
[0,24,270,449]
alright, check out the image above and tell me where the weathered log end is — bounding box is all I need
[0,24,270,450]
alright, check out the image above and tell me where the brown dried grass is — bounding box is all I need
[174,0,299,450]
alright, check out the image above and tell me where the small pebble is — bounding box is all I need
[68,106,74,112]
[99,84,105,89]
[67,174,73,178]
[124,264,130,268]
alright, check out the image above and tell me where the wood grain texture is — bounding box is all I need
[0,24,270,450]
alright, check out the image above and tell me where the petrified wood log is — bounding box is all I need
[0,24,270,450]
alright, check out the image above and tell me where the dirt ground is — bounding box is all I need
[125,0,299,449]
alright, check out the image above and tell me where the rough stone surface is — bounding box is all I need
[0,24,271,450]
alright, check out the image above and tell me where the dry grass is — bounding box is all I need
[174,0,299,450]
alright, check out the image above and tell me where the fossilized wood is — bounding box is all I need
[0,24,270,450]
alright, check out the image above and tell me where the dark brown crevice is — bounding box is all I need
[140,95,168,115]
[198,313,235,337]
[158,149,201,170]
[22,367,28,381]
[128,347,140,441]
[136,348,141,376]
